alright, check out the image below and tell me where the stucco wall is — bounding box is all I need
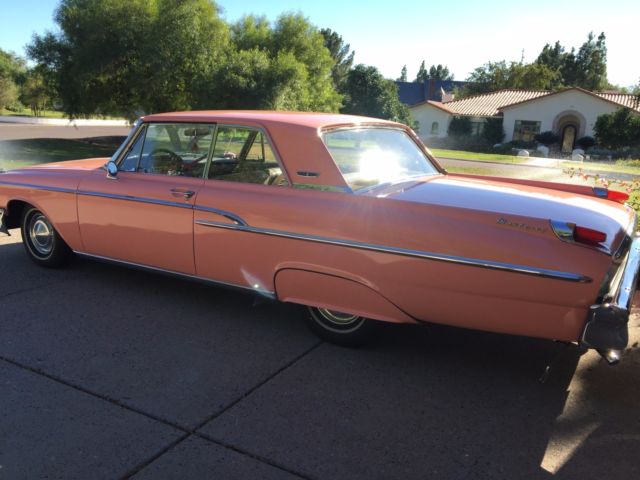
[409,103,451,140]
[501,90,619,142]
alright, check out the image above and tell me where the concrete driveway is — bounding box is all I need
[1,230,639,479]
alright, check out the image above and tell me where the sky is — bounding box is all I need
[1,0,638,88]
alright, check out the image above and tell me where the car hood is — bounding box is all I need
[366,174,635,253]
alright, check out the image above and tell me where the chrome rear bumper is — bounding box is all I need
[0,208,9,236]
[581,234,640,359]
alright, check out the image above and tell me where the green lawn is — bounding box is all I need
[560,159,640,175]
[0,138,121,171]
[430,148,526,164]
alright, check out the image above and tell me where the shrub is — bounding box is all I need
[447,116,472,137]
[594,108,640,149]
[576,136,596,150]
[482,117,505,145]
[534,130,560,146]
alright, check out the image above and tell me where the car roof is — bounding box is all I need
[142,110,401,130]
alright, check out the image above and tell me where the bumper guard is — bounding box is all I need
[0,208,9,236]
[581,234,640,360]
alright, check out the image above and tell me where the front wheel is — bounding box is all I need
[21,208,72,268]
[306,307,380,347]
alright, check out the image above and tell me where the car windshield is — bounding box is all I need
[322,127,439,192]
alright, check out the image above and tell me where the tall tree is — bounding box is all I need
[320,28,354,90]
[212,13,341,112]
[342,64,415,127]
[398,65,408,82]
[574,32,608,91]
[464,60,559,96]
[0,48,26,110]
[428,64,453,81]
[415,61,429,83]
[28,0,229,118]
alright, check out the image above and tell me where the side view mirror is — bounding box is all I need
[105,161,118,179]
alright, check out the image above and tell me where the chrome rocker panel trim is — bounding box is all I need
[581,234,640,354]
[194,219,592,283]
[74,251,276,299]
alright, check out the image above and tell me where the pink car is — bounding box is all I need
[1,111,638,364]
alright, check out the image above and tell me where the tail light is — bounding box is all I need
[593,187,629,204]
[550,220,607,249]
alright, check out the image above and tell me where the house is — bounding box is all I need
[408,87,640,152]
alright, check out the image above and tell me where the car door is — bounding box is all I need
[193,125,291,291]
[77,123,215,274]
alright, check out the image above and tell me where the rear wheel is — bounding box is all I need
[306,307,379,346]
[21,208,72,268]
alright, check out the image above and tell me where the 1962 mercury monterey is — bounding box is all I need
[1,111,638,364]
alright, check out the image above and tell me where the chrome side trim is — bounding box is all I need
[77,190,193,209]
[193,206,247,226]
[0,180,76,194]
[194,219,592,283]
[74,251,276,298]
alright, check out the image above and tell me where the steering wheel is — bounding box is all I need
[151,148,184,175]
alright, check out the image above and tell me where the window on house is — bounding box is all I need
[470,121,485,137]
[430,122,439,135]
[513,120,541,142]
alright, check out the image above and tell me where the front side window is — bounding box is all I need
[430,122,439,135]
[513,120,541,142]
[208,126,288,186]
[118,123,215,177]
[323,127,439,192]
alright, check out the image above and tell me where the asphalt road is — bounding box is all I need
[0,123,132,140]
[1,230,639,479]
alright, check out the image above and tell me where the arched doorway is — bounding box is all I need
[561,124,577,154]
[553,110,586,154]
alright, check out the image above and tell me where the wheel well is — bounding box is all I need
[5,200,31,229]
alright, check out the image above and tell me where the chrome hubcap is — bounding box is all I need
[28,214,53,256]
[317,308,360,326]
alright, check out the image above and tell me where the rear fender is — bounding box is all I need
[274,268,416,324]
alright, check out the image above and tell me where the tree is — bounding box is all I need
[0,48,26,110]
[28,0,229,118]
[211,13,341,112]
[534,131,560,146]
[398,65,407,82]
[574,32,608,91]
[415,61,429,82]
[341,64,415,127]
[320,28,354,90]
[594,108,640,149]
[20,69,53,116]
[428,64,453,81]
[464,61,558,95]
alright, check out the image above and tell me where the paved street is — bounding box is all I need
[0,123,132,140]
[1,229,639,479]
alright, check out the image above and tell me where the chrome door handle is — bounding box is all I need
[170,189,196,200]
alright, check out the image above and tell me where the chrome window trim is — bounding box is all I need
[74,251,276,298]
[205,123,291,186]
[194,219,592,283]
[114,121,146,168]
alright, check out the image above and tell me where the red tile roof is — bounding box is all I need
[411,87,640,117]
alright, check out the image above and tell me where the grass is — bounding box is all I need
[0,138,122,171]
[430,148,526,164]
[432,147,640,175]
[560,158,640,175]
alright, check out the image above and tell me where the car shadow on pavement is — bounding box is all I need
[1,235,638,479]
